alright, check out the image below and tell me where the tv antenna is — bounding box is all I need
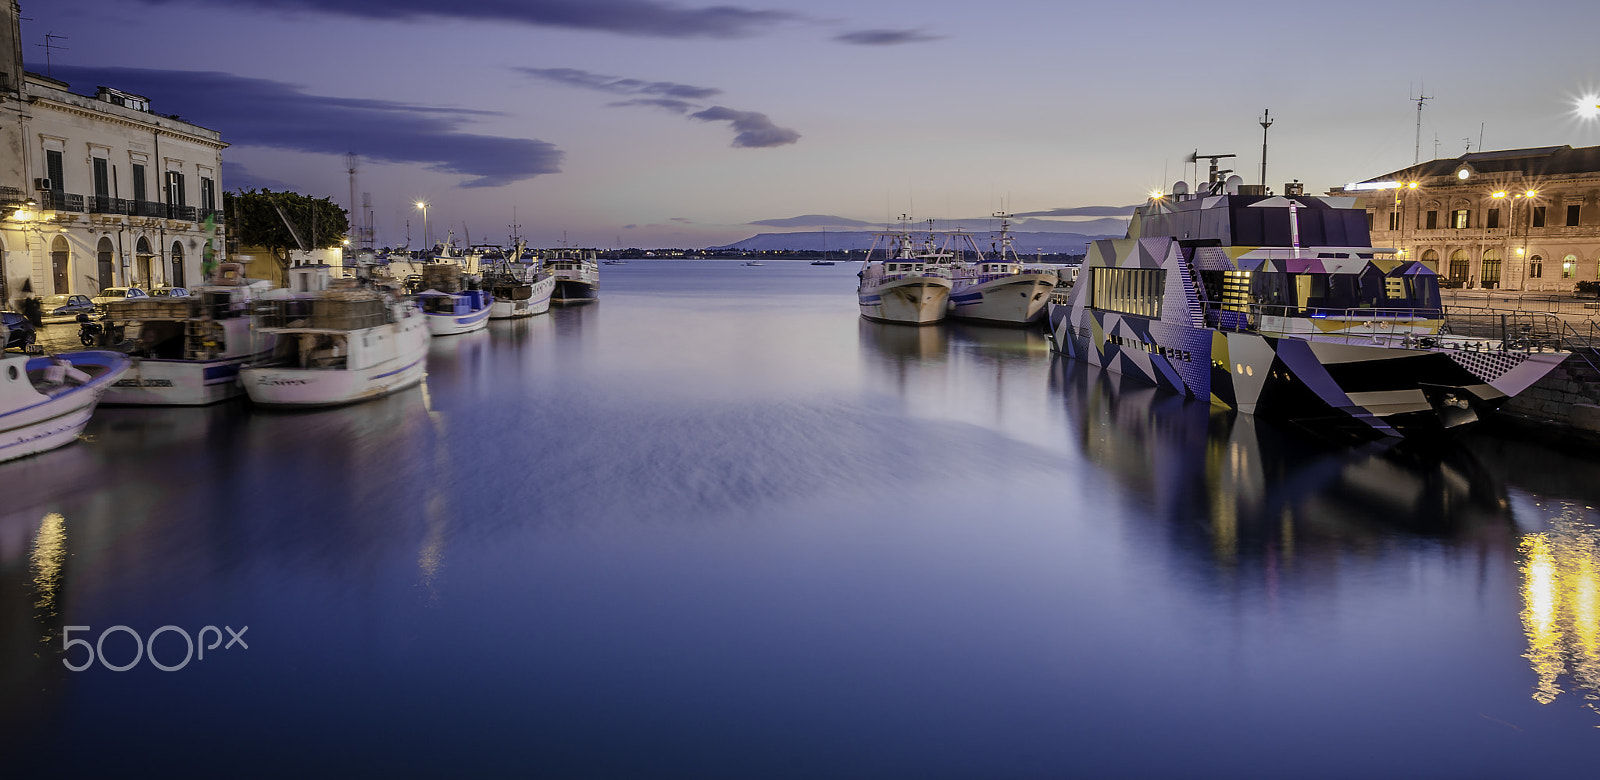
[1410,87,1433,163]
[37,33,67,78]
[1258,109,1274,188]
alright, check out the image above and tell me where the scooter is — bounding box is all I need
[77,312,104,347]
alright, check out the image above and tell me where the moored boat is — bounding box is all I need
[856,226,953,326]
[239,266,428,408]
[0,347,130,463]
[546,248,599,303]
[1047,155,1569,437]
[946,215,1058,326]
[484,241,555,319]
[418,289,493,335]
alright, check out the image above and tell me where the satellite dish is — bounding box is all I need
[1172,181,1189,196]
[1224,175,1244,195]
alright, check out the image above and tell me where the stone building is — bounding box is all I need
[1335,145,1600,291]
[0,0,226,308]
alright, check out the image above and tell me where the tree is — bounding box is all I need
[223,189,350,274]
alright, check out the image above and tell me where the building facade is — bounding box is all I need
[1335,145,1600,292]
[1,0,226,308]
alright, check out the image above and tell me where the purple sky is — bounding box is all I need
[24,0,1600,248]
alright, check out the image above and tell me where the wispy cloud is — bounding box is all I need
[689,107,800,148]
[135,0,795,39]
[221,161,290,191]
[517,67,722,100]
[834,28,943,46]
[520,67,800,148]
[52,66,563,188]
[749,215,873,228]
[1013,206,1137,218]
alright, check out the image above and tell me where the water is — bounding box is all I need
[2,259,1597,777]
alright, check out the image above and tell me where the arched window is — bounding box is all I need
[1449,249,1469,286]
[171,241,185,287]
[97,237,116,291]
[1530,255,1544,279]
[1421,249,1439,271]
[1564,254,1577,279]
[135,237,154,289]
[1481,249,1501,288]
[51,235,71,294]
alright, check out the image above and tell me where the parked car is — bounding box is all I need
[150,285,190,298]
[91,287,149,312]
[40,293,95,317]
[1,311,38,351]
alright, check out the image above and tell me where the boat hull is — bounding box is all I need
[240,320,429,408]
[1,351,131,463]
[552,279,597,303]
[859,277,952,326]
[101,354,263,406]
[489,277,555,319]
[424,305,491,336]
[949,273,1057,325]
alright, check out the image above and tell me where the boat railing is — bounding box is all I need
[1193,301,1562,354]
[1202,302,1443,330]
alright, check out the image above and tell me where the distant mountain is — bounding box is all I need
[709,229,1121,254]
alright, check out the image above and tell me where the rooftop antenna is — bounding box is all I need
[1191,153,1237,193]
[1463,137,1473,153]
[36,33,67,78]
[1258,109,1273,187]
[1478,122,1485,153]
[1410,87,1433,163]
[345,153,359,246]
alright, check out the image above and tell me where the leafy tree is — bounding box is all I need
[223,189,349,273]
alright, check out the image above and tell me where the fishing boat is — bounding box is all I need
[96,262,274,405]
[240,265,428,408]
[856,223,953,326]
[546,247,599,303]
[484,241,555,319]
[0,345,130,463]
[413,263,492,335]
[946,215,1058,325]
[1047,154,1569,437]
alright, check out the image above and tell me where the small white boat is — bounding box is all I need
[947,215,1058,326]
[98,263,275,405]
[856,226,952,326]
[240,266,429,408]
[743,261,764,266]
[546,248,599,303]
[485,240,556,319]
[417,289,494,335]
[0,348,130,463]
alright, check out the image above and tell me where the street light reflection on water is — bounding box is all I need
[3,260,1600,776]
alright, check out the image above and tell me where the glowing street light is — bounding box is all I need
[1576,93,1600,121]
[415,201,430,249]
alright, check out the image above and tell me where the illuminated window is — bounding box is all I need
[1221,270,1251,313]
[1090,267,1166,319]
[1564,254,1577,278]
[1452,209,1470,229]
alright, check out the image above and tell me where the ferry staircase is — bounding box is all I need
[1181,264,1207,327]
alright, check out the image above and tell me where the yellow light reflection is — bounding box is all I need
[31,512,67,615]
[1519,515,1600,716]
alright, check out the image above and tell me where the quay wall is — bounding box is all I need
[1499,362,1600,436]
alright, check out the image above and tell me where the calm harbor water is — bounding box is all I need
[2,259,1598,777]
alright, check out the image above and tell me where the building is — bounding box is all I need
[1,1,226,308]
[1336,145,1600,291]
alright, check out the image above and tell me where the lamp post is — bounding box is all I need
[415,201,430,250]
[1508,189,1537,290]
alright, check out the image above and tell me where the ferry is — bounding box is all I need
[1047,155,1569,437]
[946,215,1059,325]
[240,266,428,408]
[856,225,953,326]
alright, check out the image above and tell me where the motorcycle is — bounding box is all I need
[77,312,104,347]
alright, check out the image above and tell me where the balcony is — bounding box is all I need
[167,204,197,222]
[88,195,133,215]
[37,191,85,212]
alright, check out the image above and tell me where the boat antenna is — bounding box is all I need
[1258,109,1273,188]
[1410,87,1433,163]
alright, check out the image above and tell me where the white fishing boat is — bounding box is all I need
[1048,154,1570,437]
[946,214,1058,325]
[0,346,130,463]
[485,240,556,319]
[546,248,599,303]
[418,289,493,335]
[240,266,428,408]
[856,223,953,326]
[97,263,274,405]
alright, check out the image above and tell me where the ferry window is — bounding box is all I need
[1425,210,1438,230]
[1222,271,1251,313]
[1451,210,1469,229]
[1563,255,1577,278]
[1530,255,1543,278]
[1090,267,1165,318]
[1385,277,1405,299]
[1568,204,1581,227]
[1487,208,1500,229]
[1533,206,1546,228]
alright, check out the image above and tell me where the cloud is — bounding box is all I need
[607,98,698,114]
[749,215,873,228]
[50,66,562,188]
[689,106,800,148]
[834,28,943,46]
[670,217,693,224]
[135,0,794,39]
[517,67,721,99]
[1012,206,1138,218]
[222,161,290,191]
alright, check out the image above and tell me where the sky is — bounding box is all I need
[22,0,1600,249]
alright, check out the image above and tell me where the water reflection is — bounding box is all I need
[1520,510,1600,715]
[30,513,66,616]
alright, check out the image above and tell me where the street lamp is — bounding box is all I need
[415,201,430,250]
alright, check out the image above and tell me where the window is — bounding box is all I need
[200,177,215,211]
[1487,208,1500,229]
[1530,255,1543,278]
[1449,250,1469,284]
[1452,209,1470,229]
[1568,204,1581,227]
[1388,211,1401,231]
[1367,212,1374,230]
[92,158,110,198]
[1564,254,1577,278]
[1481,250,1501,287]
[45,149,64,192]
[165,171,186,206]
[1425,210,1438,229]
[132,164,146,201]
[1090,267,1166,319]
[1533,206,1546,228]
